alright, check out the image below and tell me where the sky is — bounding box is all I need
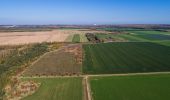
[0,0,170,25]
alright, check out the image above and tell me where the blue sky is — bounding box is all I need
[0,0,170,25]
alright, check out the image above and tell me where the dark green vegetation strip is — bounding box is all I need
[83,42,170,74]
[22,77,83,100]
[90,74,170,100]
[72,34,80,43]
[0,43,48,99]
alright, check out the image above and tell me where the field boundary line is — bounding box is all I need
[86,71,170,77]
[84,76,92,100]
[19,72,170,79]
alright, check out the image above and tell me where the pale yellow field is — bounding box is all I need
[0,30,70,45]
[0,29,110,45]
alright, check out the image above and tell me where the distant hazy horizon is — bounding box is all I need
[0,0,170,25]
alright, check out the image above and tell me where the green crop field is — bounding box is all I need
[128,31,170,41]
[136,34,170,40]
[72,34,80,43]
[130,31,170,35]
[117,34,149,41]
[22,77,83,100]
[90,74,170,100]
[83,42,170,74]
[154,40,170,46]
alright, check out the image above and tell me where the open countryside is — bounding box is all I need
[1,0,170,100]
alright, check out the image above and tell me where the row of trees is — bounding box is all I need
[86,33,101,43]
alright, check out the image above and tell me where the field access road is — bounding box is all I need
[20,71,170,79]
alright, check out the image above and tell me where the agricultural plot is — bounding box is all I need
[24,45,82,76]
[65,34,74,42]
[136,34,170,40]
[96,33,128,42]
[90,74,170,100]
[72,34,80,43]
[22,77,83,100]
[117,34,150,41]
[0,30,71,45]
[0,43,49,98]
[128,31,170,41]
[154,40,170,46]
[130,30,170,35]
[83,42,170,74]
[80,34,88,42]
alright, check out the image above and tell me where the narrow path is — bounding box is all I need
[20,71,170,79]
[84,76,92,100]
[86,71,170,77]
[83,77,88,100]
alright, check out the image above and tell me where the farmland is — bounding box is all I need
[22,77,83,100]
[124,30,170,41]
[97,33,128,42]
[83,42,170,74]
[0,43,49,99]
[0,30,71,45]
[1,26,170,100]
[134,33,170,40]
[154,40,170,46]
[24,44,82,76]
[90,74,170,100]
[0,29,104,45]
[72,34,80,43]
[80,33,89,42]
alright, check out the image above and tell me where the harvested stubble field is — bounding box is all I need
[24,44,82,76]
[0,30,73,45]
[83,42,170,74]
[22,77,83,100]
[0,29,110,45]
[90,74,170,100]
